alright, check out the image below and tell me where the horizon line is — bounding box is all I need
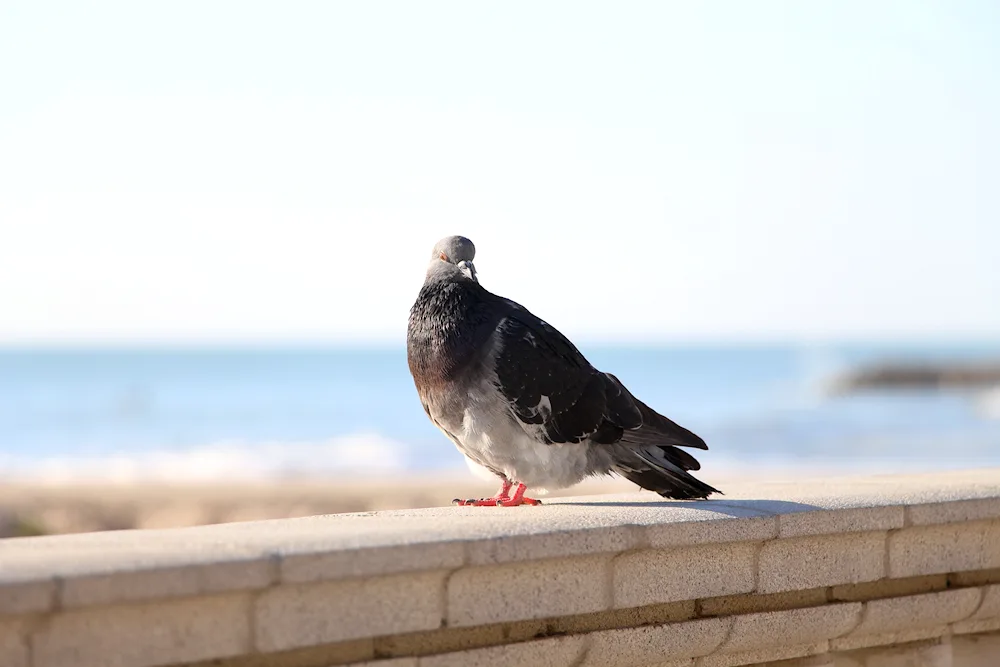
[1,334,999,351]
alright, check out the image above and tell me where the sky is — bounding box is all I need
[1,1,999,345]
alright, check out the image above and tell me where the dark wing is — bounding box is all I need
[489,299,706,451]
[492,315,638,445]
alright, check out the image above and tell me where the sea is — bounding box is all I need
[1,343,999,483]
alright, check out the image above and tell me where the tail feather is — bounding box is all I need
[631,403,708,451]
[611,445,722,500]
[601,374,718,498]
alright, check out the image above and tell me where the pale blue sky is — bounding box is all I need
[1,1,998,344]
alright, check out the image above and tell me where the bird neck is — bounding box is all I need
[407,280,495,386]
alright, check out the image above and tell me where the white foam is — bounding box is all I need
[975,387,1000,420]
[0,432,411,484]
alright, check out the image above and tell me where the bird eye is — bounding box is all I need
[439,252,449,262]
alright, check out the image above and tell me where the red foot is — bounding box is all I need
[502,483,542,506]
[453,478,512,506]
[453,482,541,507]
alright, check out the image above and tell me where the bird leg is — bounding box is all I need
[453,478,513,506]
[496,483,542,507]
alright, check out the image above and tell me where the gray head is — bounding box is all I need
[427,235,478,282]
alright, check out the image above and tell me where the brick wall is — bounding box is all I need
[1,469,998,667]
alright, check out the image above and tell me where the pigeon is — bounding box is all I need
[406,235,721,507]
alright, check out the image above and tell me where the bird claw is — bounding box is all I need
[496,496,542,507]
[453,496,510,506]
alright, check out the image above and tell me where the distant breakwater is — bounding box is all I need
[830,360,1000,393]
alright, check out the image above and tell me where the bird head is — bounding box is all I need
[428,235,478,282]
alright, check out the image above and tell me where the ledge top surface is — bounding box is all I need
[1,468,998,587]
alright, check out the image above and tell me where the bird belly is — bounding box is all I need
[455,406,592,493]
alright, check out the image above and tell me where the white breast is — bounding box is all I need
[455,397,593,494]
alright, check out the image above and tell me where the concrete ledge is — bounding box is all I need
[0,468,998,667]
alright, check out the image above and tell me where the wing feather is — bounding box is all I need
[491,313,638,445]
[488,299,706,452]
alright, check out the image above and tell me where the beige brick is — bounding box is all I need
[645,516,777,548]
[854,641,951,667]
[697,643,829,667]
[61,560,274,608]
[0,579,54,615]
[778,507,904,539]
[719,604,861,653]
[447,555,608,627]
[831,625,951,652]
[952,617,1000,635]
[60,567,197,608]
[646,660,695,667]
[965,585,1000,622]
[888,522,992,578]
[416,634,586,667]
[0,619,29,667]
[953,632,1000,667]
[613,542,757,609]
[282,542,465,582]
[32,593,251,667]
[986,521,1000,569]
[466,525,639,566]
[348,660,419,667]
[580,617,731,666]
[847,589,981,638]
[256,571,446,652]
[758,533,885,593]
[907,497,1000,526]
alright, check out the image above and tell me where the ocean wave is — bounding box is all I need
[0,432,413,483]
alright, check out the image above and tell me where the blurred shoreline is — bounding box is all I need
[5,344,1000,484]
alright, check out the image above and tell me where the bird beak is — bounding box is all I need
[457,260,478,282]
